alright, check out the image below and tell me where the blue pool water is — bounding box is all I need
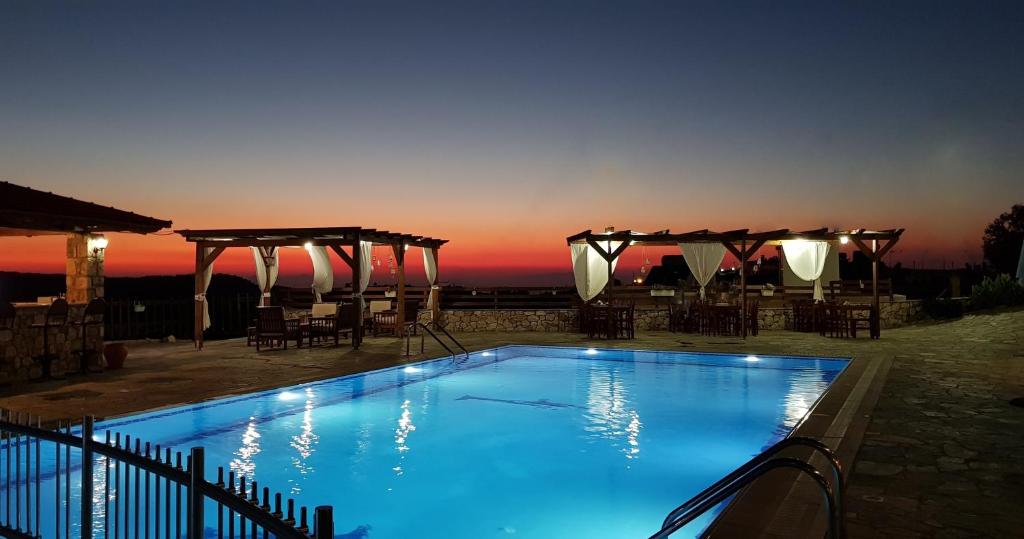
[13,345,848,538]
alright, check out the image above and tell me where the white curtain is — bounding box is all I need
[423,247,438,310]
[357,241,373,311]
[782,240,831,301]
[307,245,333,303]
[201,247,215,330]
[570,241,622,302]
[251,247,280,304]
[678,243,727,300]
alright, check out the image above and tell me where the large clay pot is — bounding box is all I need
[103,342,128,370]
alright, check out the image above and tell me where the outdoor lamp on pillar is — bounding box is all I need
[88,235,109,259]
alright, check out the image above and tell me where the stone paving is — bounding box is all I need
[0,309,1021,537]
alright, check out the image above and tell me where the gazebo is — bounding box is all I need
[1,181,171,302]
[176,227,447,349]
[566,227,903,337]
[1,180,171,380]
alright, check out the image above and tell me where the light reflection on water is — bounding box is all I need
[584,368,642,460]
[230,417,261,479]
[782,370,831,428]
[289,387,320,489]
[392,399,416,477]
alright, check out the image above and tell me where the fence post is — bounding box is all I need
[314,506,334,539]
[81,416,94,537]
[188,447,205,539]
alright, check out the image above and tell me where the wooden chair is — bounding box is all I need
[0,302,15,333]
[255,306,301,351]
[746,300,759,337]
[821,303,850,338]
[76,298,106,373]
[0,303,13,385]
[668,303,683,332]
[368,300,392,332]
[621,304,636,339]
[31,298,69,380]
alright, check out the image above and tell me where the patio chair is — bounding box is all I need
[0,302,15,333]
[368,299,392,333]
[746,300,759,337]
[821,303,850,338]
[31,298,69,380]
[307,302,354,346]
[75,297,106,373]
[255,306,301,351]
[0,302,14,385]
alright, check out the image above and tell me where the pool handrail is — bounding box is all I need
[432,323,469,359]
[409,322,468,361]
[649,456,841,539]
[655,436,844,538]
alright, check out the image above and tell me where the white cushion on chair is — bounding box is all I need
[311,303,338,317]
[369,300,392,315]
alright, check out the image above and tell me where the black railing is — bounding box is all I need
[0,410,333,539]
[105,294,259,341]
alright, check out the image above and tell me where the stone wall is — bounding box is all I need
[1,305,104,383]
[428,300,922,333]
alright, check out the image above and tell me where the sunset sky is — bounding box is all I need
[2,1,1022,285]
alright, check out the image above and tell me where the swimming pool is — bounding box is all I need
[20,345,848,538]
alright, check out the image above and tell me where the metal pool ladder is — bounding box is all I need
[649,436,845,539]
[406,322,469,361]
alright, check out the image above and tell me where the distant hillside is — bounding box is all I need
[0,272,259,303]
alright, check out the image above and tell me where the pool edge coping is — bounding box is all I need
[704,351,894,538]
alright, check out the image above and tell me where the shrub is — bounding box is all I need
[967,274,1024,310]
[921,297,965,319]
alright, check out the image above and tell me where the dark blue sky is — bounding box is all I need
[1,1,1022,278]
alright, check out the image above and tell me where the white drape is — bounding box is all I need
[782,240,831,301]
[570,241,622,302]
[358,241,373,311]
[423,247,438,310]
[307,245,333,303]
[201,247,214,330]
[678,243,727,300]
[251,247,280,303]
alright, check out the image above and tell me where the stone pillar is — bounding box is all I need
[66,233,105,304]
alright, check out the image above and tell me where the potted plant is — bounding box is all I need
[103,342,128,370]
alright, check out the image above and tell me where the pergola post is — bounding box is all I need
[257,246,277,306]
[430,247,441,329]
[740,239,747,337]
[872,239,880,337]
[192,245,224,350]
[194,246,204,349]
[393,243,407,337]
[352,236,363,348]
[328,241,363,348]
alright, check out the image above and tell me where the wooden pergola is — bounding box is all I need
[176,227,447,349]
[566,227,904,337]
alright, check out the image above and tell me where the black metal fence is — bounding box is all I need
[0,410,333,539]
[105,294,259,341]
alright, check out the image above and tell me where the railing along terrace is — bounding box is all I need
[0,410,333,539]
[105,294,258,341]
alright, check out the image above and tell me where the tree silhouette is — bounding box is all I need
[982,204,1024,274]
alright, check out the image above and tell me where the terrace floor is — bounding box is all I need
[2,309,1022,538]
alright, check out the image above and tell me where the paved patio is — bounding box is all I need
[1,309,1021,538]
